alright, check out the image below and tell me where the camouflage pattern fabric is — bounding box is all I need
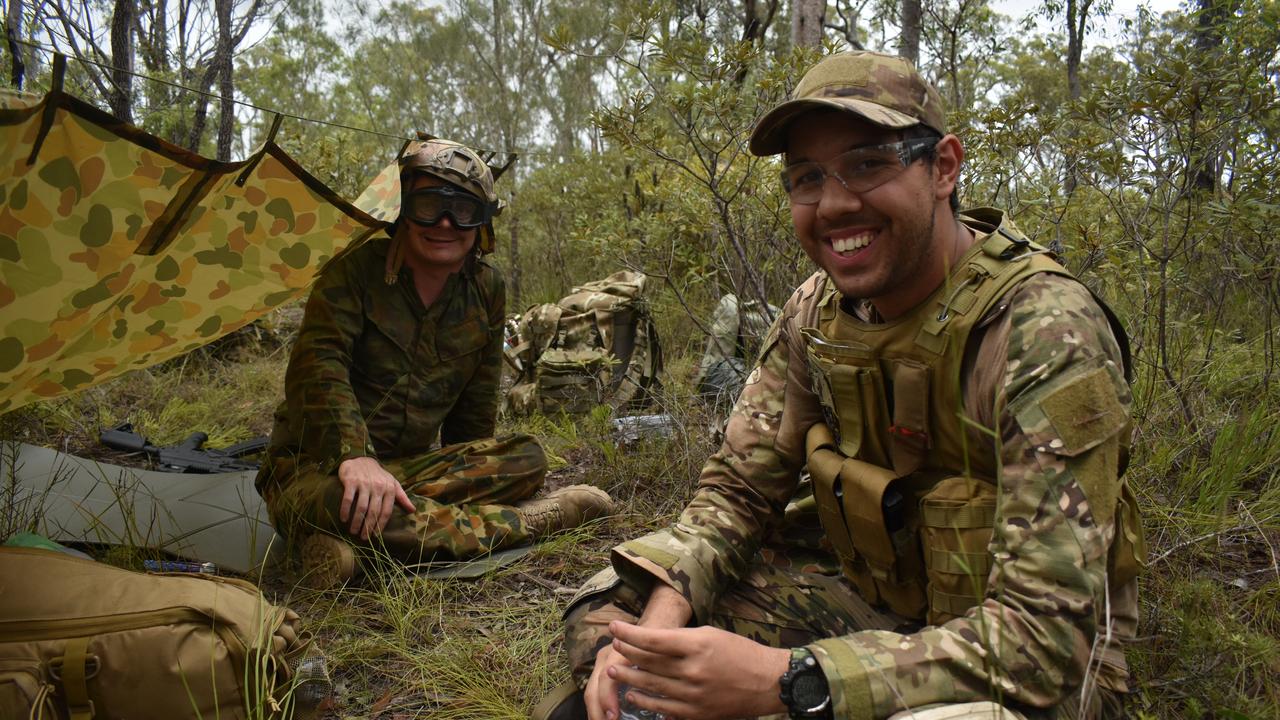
[505,270,662,415]
[695,293,779,409]
[583,213,1138,719]
[256,238,506,485]
[0,88,388,413]
[262,433,546,561]
[749,50,949,155]
[255,234,544,561]
[562,565,1123,720]
[563,563,901,685]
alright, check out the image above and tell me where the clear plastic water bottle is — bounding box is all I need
[292,654,332,718]
[617,684,663,720]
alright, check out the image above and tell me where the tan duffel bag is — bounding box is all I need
[0,546,310,719]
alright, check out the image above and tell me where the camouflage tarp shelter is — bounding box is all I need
[0,60,394,413]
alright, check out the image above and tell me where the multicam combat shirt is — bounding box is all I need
[611,218,1138,718]
[258,237,504,492]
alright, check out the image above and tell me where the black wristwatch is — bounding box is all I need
[778,647,832,719]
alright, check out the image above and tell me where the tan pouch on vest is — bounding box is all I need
[919,476,998,625]
[1109,481,1147,586]
[0,547,309,720]
[807,424,928,619]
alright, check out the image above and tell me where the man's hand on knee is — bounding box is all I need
[337,457,416,540]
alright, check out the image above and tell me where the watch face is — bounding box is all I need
[792,671,828,707]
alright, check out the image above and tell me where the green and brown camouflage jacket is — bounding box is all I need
[611,221,1137,718]
[257,237,504,492]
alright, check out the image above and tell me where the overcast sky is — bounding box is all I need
[990,0,1186,44]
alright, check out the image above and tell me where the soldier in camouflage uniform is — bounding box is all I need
[695,293,780,412]
[257,139,614,589]
[536,52,1145,720]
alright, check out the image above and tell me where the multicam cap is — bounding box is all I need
[354,137,504,254]
[749,51,947,156]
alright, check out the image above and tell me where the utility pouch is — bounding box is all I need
[0,658,57,719]
[919,476,998,625]
[0,547,310,720]
[506,382,538,415]
[806,423,928,619]
[534,348,611,414]
[1108,481,1147,586]
[801,329,890,463]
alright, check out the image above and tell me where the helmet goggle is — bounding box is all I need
[401,186,494,229]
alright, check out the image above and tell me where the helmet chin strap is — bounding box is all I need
[384,225,407,285]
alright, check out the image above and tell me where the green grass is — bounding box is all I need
[3,313,1279,719]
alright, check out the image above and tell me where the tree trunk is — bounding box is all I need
[185,63,219,152]
[139,0,175,142]
[899,0,921,63]
[214,0,234,160]
[1189,0,1231,194]
[1063,0,1088,197]
[735,0,777,83]
[108,0,136,123]
[743,0,778,42]
[5,0,24,88]
[791,0,825,48]
[509,200,521,311]
[1066,0,1084,103]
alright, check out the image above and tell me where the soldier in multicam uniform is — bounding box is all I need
[256,139,614,589]
[534,52,1145,720]
[695,293,780,412]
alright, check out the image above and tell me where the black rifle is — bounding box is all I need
[98,423,268,473]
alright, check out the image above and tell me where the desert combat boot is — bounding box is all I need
[516,484,615,538]
[299,533,358,590]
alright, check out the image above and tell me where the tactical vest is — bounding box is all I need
[801,209,1143,625]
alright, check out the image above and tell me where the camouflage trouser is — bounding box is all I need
[563,562,903,689]
[263,433,547,563]
[563,559,1123,720]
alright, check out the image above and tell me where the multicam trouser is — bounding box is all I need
[262,433,547,563]
[563,562,902,686]
[563,558,1122,720]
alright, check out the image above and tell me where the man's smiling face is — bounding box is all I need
[397,174,478,272]
[785,112,949,318]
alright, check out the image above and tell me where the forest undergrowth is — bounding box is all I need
[2,299,1278,719]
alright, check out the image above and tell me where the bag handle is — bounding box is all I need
[50,636,97,720]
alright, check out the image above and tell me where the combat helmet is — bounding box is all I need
[354,134,514,282]
[401,138,506,253]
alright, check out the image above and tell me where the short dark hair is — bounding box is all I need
[898,125,960,213]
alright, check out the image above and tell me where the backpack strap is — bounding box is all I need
[605,304,645,393]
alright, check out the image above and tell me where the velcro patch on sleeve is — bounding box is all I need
[619,541,681,570]
[1035,366,1126,456]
